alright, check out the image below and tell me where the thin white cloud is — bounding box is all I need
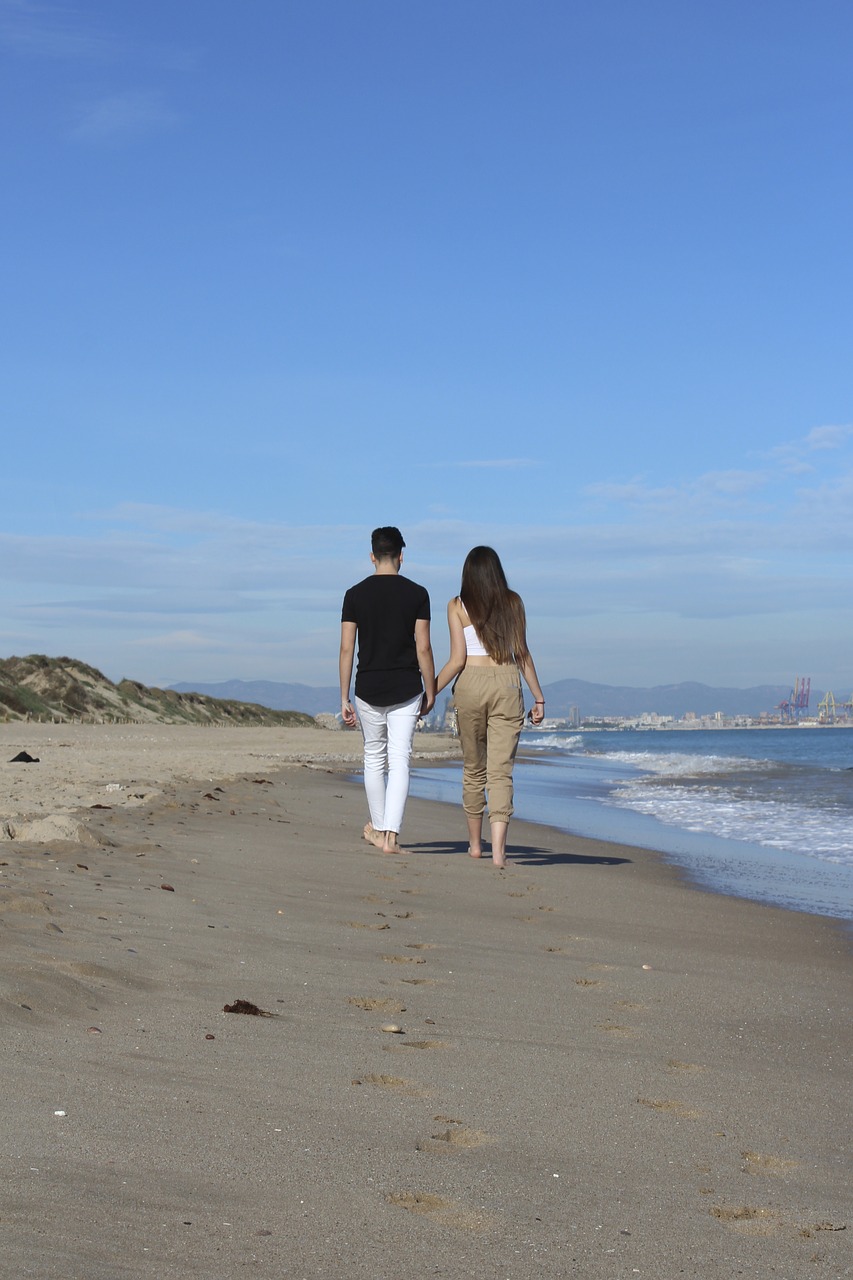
[804,424,853,451]
[696,469,770,496]
[0,0,114,59]
[585,477,679,506]
[433,459,539,470]
[0,1,192,69]
[71,89,179,143]
[765,422,853,473]
[131,630,218,651]
[584,468,770,514]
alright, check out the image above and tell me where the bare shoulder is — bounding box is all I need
[448,596,469,623]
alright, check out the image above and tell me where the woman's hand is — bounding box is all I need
[528,700,545,725]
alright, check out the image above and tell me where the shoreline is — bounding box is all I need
[5,720,848,925]
[548,723,853,732]
[2,723,850,1276]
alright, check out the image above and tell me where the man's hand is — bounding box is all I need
[341,699,357,728]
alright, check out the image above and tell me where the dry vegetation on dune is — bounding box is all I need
[0,655,316,727]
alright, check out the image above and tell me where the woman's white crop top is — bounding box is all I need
[463,624,489,657]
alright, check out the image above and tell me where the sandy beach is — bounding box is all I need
[1,724,850,1279]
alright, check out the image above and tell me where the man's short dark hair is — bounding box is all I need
[371,526,406,559]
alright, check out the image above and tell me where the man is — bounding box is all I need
[339,526,436,854]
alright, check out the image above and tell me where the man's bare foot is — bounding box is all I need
[363,823,388,851]
[468,846,482,859]
[362,824,404,854]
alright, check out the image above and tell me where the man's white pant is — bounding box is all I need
[355,692,423,834]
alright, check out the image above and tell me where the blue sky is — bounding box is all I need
[2,0,851,694]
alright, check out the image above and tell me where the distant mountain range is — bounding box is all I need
[1,659,813,726]
[169,677,818,719]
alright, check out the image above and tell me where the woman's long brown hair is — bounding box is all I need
[459,546,529,666]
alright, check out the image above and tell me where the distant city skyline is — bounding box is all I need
[170,675,839,724]
[2,2,851,691]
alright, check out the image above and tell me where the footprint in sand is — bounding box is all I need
[348,996,407,1013]
[385,1192,490,1232]
[405,942,434,950]
[399,977,433,985]
[382,955,426,965]
[711,1205,781,1236]
[741,1150,798,1176]
[596,1023,636,1037]
[341,920,391,930]
[416,1118,490,1153]
[637,1097,701,1119]
[352,1073,426,1097]
[667,1058,704,1072]
[384,1039,448,1051]
[574,978,603,987]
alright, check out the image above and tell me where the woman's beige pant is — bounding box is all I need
[454,665,524,824]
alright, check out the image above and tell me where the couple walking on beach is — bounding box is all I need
[339,526,545,867]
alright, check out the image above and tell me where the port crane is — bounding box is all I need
[776,676,810,722]
[818,691,836,722]
[818,690,853,724]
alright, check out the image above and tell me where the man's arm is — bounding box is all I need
[415,617,436,715]
[339,621,357,727]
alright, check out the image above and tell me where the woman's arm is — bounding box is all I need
[518,648,546,725]
[435,598,468,694]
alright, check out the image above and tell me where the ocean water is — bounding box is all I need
[410,728,853,922]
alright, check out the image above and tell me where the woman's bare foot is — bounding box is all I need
[466,815,484,860]
[490,820,509,869]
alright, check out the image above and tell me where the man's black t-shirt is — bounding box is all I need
[341,574,431,707]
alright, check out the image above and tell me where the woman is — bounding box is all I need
[435,546,545,868]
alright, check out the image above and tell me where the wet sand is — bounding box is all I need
[1,725,850,1278]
